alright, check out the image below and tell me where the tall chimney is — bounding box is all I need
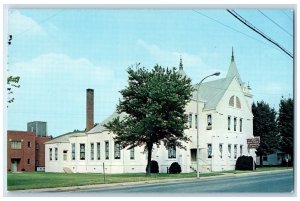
[86,89,94,131]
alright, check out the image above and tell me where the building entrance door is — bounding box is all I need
[11,159,19,172]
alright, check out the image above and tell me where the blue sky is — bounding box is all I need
[6,8,294,137]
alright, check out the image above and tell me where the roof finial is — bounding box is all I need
[231,47,234,62]
[179,55,183,70]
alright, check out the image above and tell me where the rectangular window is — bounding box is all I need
[11,140,21,149]
[234,144,237,159]
[28,141,31,148]
[207,143,212,158]
[97,142,100,160]
[228,144,232,158]
[240,118,243,132]
[55,148,58,160]
[168,145,176,159]
[36,160,39,166]
[49,148,52,160]
[36,143,39,150]
[80,143,85,160]
[207,114,212,129]
[27,159,31,164]
[219,143,223,158]
[114,142,121,159]
[240,145,243,156]
[63,150,68,161]
[130,147,135,160]
[228,116,231,130]
[188,113,193,128]
[71,143,75,160]
[90,143,94,160]
[234,117,237,131]
[105,141,109,160]
[263,156,268,161]
[195,114,198,129]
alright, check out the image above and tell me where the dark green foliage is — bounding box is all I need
[169,162,182,174]
[252,101,279,166]
[145,160,159,173]
[235,156,256,170]
[104,64,194,175]
[7,75,20,104]
[278,97,294,165]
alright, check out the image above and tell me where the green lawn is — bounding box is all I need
[7,167,292,191]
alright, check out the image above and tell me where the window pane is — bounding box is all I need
[130,147,134,160]
[228,116,231,130]
[234,145,237,159]
[188,113,192,128]
[49,148,52,160]
[219,144,223,158]
[97,142,100,160]
[72,143,75,160]
[114,142,121,159]
[168,145,176,159]
[11,141,21,149]
[234,117,237,131]
[90,143,94,160]
[80,144,85,160]
[207,144,212,158]
[105,141,109,160]
[55,148,58,160]
[240,118,243,132]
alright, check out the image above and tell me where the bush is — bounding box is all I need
[235,156,256,170]
[169,162,182,174]
[146,160,159,173]
[21,168,25,171]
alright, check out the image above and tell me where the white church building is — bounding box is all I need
[45,50,255,173]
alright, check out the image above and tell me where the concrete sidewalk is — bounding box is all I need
[7,169,293,193]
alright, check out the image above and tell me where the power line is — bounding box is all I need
[281,10,293,21]
[227,9,293,59]
[257,10,292,37]
[192,10,281,53]
[13,9,64,39]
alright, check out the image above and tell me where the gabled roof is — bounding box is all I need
[45,131,86,144]
[192,76,235,110]
[87,112,127,134]
[226,48,242,85]
[191,48,243,110]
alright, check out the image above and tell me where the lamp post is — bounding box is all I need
[196,72,220,179]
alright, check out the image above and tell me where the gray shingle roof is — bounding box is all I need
[192,76,234,110]
[87,112,127,134]
[45,131,86,144]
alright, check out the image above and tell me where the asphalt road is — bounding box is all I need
[78,170,294,195]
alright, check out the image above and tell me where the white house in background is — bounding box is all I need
[45,50,256,173]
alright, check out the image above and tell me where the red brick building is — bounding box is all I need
[7,130,51,172]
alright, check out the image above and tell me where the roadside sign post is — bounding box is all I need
[247,137,260,171]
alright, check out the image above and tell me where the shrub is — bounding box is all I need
[169,162,182,174]
[235,156,256,170]
[21,168,25,171]
[146,160,159,173]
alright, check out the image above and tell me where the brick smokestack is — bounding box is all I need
[86,89,94,131]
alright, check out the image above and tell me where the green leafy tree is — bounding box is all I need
[252,101,279,166]
[104,64,194,175]
[277,97,294,165]
[7,35,20,105]
[7,75,20,105]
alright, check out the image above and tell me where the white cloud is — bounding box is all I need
[136,39,224,83]
[8,10,45,37]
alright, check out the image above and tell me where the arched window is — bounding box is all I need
[229,96,234,107]
[236,96,241,108]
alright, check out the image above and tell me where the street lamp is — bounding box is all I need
[196,72,220,179]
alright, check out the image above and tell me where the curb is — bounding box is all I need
[9,169,293,193]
